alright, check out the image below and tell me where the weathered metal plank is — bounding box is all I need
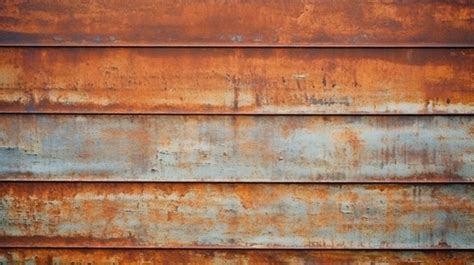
[0,0,472,46]
[0,115,472,182]
[0,48,472,114]
[1,249,473,265]
[0,183,472,248]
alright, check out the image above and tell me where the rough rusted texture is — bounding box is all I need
[0,183,473,249]
[0,115,472,182]
[0,48,472,114]
[0,0,473,46]
[1,249,473,265]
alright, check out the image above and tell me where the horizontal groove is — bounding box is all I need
[1,181,472,185]
[0,112,473,116]
[0,245,474,252]
[0,245,474,251]
[2,246,473,251]
[0,45,473,48]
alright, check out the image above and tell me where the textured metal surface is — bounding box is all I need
[1,0,473,257]
[0,0,473,46]
[1,249,473,265]
[0,48,472,114]
[0,183,472,248]
[0,115,472,182]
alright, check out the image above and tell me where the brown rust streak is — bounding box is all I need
[0,48,472,114]
[0,0,472,46]
[0,249,473,265]
[0,183,472,248]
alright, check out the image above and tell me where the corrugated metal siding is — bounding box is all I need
[0,0,473,264]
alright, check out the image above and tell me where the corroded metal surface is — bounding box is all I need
[1,249,473,265]
[0,115,472,182]
[0,0,472,46]
[0,48,472,114]
[0,183,472,248]
[1,0,473,257]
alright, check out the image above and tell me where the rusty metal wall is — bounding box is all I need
[0,0,473,264]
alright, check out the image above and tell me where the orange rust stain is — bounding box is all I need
[339,129,363,152]
[334,128,364,168]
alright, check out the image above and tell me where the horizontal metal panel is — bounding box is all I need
[0,48,472,114]
[0,183,472,248]
[0,115,472,182]
[0,1,472,46]
[1,249,473,264]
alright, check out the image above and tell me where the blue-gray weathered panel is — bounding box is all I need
[0,115,472,182]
